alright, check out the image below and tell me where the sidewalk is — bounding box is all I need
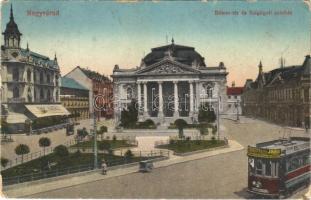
[2,140,244,198]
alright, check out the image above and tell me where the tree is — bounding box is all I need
[124,149,134,161]
[97,125,108,141]
[54,145,69,158]
[77,127,88,141]
[15,144,30,163]
[39,137,51,155]
[120,100,138,128]
[174,119,188,139]
[198,104,216,123]
[1,157,9,168]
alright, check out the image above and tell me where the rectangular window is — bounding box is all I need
[255,160,263,175]
[264,160,272,176]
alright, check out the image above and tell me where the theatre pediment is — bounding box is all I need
[136,59,200,75]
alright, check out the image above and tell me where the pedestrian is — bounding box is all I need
[102,160,107,175]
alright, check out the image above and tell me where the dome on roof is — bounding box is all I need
[142,41,206,67]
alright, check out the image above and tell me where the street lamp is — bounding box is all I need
[93,93,98,169]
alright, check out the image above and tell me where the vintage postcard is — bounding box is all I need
[0,0,310,199]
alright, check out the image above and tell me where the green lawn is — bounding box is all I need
[1,152,151,178]
[157,140,226,154]
[71,140,136,149]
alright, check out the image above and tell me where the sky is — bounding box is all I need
[1,0,310,86]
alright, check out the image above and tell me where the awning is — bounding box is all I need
[25,104,70,118]
[6,111,29,123]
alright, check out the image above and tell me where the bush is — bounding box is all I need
[74,149,81,157]
[120,100,138,128]
[138,119,156,128]
[186,136,191,141]
[77,128,88,139]
[1,157,9,168]
[174,119,188,139]
[124,150,134,161]
[198,103,216,123]
[211,136,217,144]
[98,141,111,151]
[112,135,117,142]
[54,145,69,157]
[169,139,176,145]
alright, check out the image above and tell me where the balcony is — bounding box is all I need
[8,97,26,103]
[5,78,26,84]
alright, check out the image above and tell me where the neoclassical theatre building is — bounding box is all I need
[112,40,228,126]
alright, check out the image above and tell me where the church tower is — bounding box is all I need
[2,4,22,49]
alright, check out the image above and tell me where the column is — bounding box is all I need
[173,81,179,118]
[143,82,148,116]
[137,82,141,111]
[189,81,194,116]
[158,81,164,118]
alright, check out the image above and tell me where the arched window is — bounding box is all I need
[56,90,59,101]
[206,87,213,98]
[13,87,19,98]
[27,88,32,102]
[47,74,50,84]
[34,88,37,100]
[40,89,44,100]
[55,75,59,86]
[33,71,37,83]
[126,87,132,100]
[47,90,51,101]
[40,72,44,84]
[27,69,31,82]
[13,68,19,81]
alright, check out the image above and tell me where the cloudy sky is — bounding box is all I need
[1,0,310,86]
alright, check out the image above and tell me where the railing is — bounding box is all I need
[1,139,78,171]
[2,150,169,186]
[154,135,218,147]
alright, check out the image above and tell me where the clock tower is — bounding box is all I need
[2,4,22,49]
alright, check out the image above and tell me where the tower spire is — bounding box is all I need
[54,52,57,61]
[26,42,29,51]
[258,61,263,73]
[10,4,14,21]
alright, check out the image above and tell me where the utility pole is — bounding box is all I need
[93,94,98,169]
[217,96,220,141]
[236,100,240,121]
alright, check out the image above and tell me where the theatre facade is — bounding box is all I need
[112,40,228,127]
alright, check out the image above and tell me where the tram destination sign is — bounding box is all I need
[247,146,281,158]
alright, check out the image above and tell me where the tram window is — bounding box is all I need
[264,160,272,176]
[272,161,278,177]
[303,155,310,165]
[248,158,255,174]
[255,160,263,175]
[288,158,300,171]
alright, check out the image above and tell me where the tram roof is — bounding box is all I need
[256,137,310,155]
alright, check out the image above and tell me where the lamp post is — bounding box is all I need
[93,93,98,169]
[217,96,220,141]
[235,100,240,121]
